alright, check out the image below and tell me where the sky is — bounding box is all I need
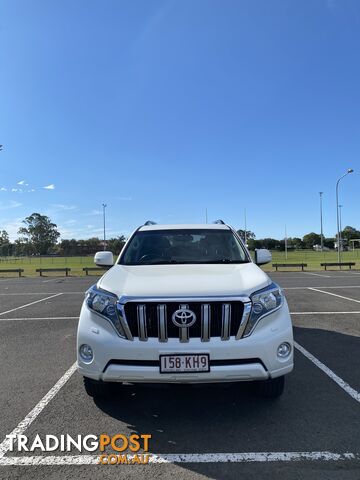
[0,0,359,241]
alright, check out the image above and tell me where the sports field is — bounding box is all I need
[0,256,99,276]
[0,249,359,276]
[262,249,360,271]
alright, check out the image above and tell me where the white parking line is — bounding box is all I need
[0,293,53,296]
[295,342,360,403]
[291,311,360,315]
[0,451,359,465]
[0,362,77,458]
[0,292,84,296]
[0,293,63,317]
[284,286,360,290]
[303,272,331,278]
[0,316,78,322]
[308,288,360,304]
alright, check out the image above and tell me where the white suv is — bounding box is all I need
[77,221,293,399]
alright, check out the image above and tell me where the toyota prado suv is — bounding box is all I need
[77,221,293,399]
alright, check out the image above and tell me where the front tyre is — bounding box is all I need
[255,375,285,398]
[83,377,109,398]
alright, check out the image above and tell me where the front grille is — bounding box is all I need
[122,300,251,342]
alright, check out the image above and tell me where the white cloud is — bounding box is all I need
[1,217,23,241]
[87,209,102,215]
[17,180,26,185]
[43,184,55,190]
[51,204,77,211]
[0,187,7,192]
[0,201,22,210]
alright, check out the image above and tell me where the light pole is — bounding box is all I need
[336,169,353,262]
[339,205,343,234]
[319,192,324,251]
[102,203,107,251]
[244,209,247,245]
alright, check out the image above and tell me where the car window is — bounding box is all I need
[120,229,249,265]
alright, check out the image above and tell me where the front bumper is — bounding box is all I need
[77,301,294,383]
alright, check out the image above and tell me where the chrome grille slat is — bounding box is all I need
[236,302,252,340]
[157,304,167,342]
[179,304,190,343]
[221,303,231,340]
[117,304,134,341]
[137,304,147,341]
[201,304,210,342]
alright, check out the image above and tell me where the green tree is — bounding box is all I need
[302,232,321,249]
[18,213,60,255]
[0,230,9,244]
[256,238,280,250]
[237,230,255,243]
[292,237,304,249]
[0,230,11,256]
[107,236,126,255]
[341,226,360,243]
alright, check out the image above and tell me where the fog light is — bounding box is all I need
[79,344,93,363]
[277,342,291,358]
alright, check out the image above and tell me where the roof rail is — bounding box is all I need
[213,219,225,225]
[144,220,157,226]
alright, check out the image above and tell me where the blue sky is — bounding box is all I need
[1,0,359,241]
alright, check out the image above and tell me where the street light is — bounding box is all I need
[319,192,324,251]
[336,169,353,262]
[244,208,247,245]
[102,203,107,251]
[339,205,343,234]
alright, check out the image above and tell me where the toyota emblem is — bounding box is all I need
[172,308,196,328]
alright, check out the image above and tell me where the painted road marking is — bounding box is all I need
[0,292,84,296]
[0,362,77,459]
[0,316,78,322]
[291,311,360,315]
[284,286,360,290]
[303,272,331,278]
[308,287,360,304]
[294,342,360,403]
[0,452,359,465]
[0,293,63,316]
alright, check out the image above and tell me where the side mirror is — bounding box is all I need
[255,248,272,266]
[94,251,114,268]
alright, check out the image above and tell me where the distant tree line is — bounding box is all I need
[237,226,360,251]
[0,213,126,256]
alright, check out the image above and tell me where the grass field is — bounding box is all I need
[0,256,101,276]
[261,249,360,271]
[0,249,359,277]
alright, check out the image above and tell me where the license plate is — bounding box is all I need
[159,354,210,373]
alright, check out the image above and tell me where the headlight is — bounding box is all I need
[86,285,126,338]
[243,282,284,337]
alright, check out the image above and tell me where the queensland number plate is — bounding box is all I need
[160,354,210,373]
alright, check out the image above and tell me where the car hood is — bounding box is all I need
[98,263,270,299]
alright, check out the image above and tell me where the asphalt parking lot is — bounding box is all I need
[0,272,359,479]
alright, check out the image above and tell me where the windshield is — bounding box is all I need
[119,229,249,265]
